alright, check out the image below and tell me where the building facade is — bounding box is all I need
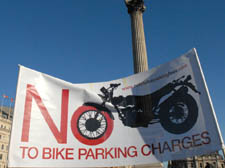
[168,152,225,168]
[111,164,163,168]
[0,106,12,168]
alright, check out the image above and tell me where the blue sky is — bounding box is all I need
[0,0,225,163]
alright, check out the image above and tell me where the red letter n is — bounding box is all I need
[21,84,69,144]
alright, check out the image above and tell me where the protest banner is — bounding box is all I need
[8,49,224,167]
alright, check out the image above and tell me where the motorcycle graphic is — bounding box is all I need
[71,75,201,145]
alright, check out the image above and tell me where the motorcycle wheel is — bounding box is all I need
[159,94,198,134]
[71,106,114,146]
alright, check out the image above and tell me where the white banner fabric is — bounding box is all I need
[8,48,224,167]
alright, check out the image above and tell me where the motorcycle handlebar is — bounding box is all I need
[173,75,200,94]
[173,76,185,83]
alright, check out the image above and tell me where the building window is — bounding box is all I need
[0,135,1,139]
[1,144,4,150]
[200,163,202,168]
[0,154,2,160]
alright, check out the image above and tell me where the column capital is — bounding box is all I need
[124,0,146,14]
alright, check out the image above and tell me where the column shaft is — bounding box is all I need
[130,10,153,123]
[130,10,148,73]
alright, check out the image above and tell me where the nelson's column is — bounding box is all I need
[124,0,163,168]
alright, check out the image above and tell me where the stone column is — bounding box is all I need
[125,0,153,127]
[193,156,198,168]
[128,1,148,73]
[123,1,162,168]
